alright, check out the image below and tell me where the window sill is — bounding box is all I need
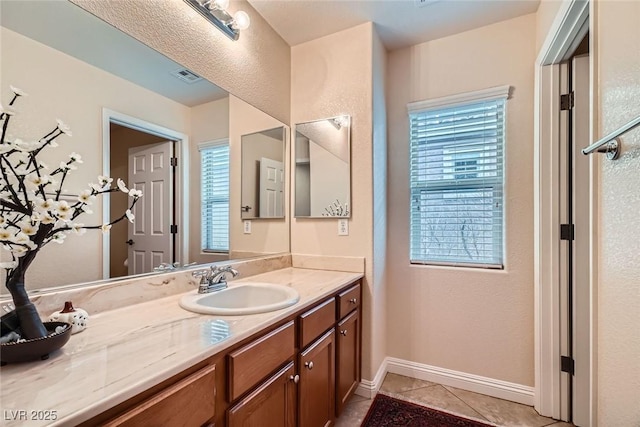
[410,261,504,271]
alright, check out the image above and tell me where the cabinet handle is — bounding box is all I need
[305,361,314,370]
[289,374,300,384]
[349,298,357,304]
[340,329,348,336]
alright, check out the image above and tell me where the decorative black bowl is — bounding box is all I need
[1,321,72,365]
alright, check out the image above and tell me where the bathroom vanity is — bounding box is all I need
[0,267,362,427]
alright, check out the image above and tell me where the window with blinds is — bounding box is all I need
[408,87,508,268]
[200,141,229,252]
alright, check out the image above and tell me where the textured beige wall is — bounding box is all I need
[594,1,640,424]
[371,27,388,384]
[189,97,230,265]
[386,14,536,386]
[0,27,190,290]
[229,95,289,257]
[290,23,376,378]
[71,0,290,124]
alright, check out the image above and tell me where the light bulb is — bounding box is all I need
[232,10,250,31]
[209,0,229,10]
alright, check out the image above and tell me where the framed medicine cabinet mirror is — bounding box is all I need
[240,127,286,219]
[294,116,351,218]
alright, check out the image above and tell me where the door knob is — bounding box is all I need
[126,239,134,246]
[304,361,314,370]
[289,374,300,384]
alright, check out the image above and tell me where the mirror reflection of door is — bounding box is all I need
[127,142,173,275]
[109,123,175,278]
[259,157,284,217]
[240,127,286,219]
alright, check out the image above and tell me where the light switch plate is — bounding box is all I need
[338,219,349,236]
[243,220,252,234]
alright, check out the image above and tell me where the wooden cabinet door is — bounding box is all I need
[104,364,216,427]
[299,329,335,427]
[227,361,296,427]
[336,309,360,416]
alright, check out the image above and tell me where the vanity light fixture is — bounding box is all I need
[184,0,250,41]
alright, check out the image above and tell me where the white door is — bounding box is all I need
[558,54,591,426]
[558,61,571,421]
[127,141,173,275]
[571,53,591,427]
[259,157,284,217]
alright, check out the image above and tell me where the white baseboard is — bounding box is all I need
[355,357,534,406]
[355,358,388,399]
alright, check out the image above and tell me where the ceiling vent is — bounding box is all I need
[414,0,441,7]
[170,69,203,84]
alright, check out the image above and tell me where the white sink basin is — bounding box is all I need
[179,282,300,315]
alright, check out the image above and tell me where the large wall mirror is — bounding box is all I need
[294,116,351,218]
[0,0,289,293]
[241,127,286,219]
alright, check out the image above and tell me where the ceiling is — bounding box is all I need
[2,1,541,107]
[248,0,541,50]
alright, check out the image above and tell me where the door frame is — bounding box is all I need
[101,109,190,279]
[534,0,597,423]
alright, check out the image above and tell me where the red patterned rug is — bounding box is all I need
[361,394,493,427]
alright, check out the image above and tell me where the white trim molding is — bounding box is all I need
[101,109,190,279]
[407,85,511,113]
[538,0,589,66]
[355,358,388,399]
[356,357,534,406]
[198,137,229,151]
[533,0,593,421]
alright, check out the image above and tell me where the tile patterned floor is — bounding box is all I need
[335,373,576,427]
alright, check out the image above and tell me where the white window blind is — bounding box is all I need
[200,141,229,252]
[408,89,507,268]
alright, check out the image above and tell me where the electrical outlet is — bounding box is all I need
[338,219,349,236]
[243,220,252,234]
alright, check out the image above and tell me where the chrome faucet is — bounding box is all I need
[192,265,239,294]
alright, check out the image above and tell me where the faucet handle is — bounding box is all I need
[209,265,238,275]
[219,265,239,277]
[207,265,239,284]
[191,269,210,283]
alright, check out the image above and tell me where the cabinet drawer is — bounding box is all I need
[299,297,336,349]
[104,364,216,427]
[228,321,295,401]
[337,283,361,319]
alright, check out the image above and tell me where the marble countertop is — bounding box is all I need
[0,267,363,426]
